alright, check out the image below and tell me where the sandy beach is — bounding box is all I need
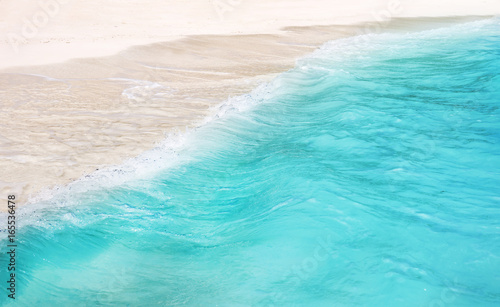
[1,0,499,210]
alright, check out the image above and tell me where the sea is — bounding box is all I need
[1,18,499,306]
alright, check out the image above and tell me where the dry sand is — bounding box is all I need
[0,0,499,210]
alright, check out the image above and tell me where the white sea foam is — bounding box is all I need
[12,76,278,223]
[108,77,174,104]
[300,17,498,66]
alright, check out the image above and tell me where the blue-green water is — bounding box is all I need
[1,19,500,306]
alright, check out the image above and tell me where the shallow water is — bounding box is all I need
[1,19,499,306]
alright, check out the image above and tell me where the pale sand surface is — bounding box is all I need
[0,0,499,210]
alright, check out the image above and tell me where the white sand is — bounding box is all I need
[0,0,499,210]
[1,0,499,69]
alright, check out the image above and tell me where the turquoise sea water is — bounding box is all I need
[1,19,500,306]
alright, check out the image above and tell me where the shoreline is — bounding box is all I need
[1,13,498,211]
